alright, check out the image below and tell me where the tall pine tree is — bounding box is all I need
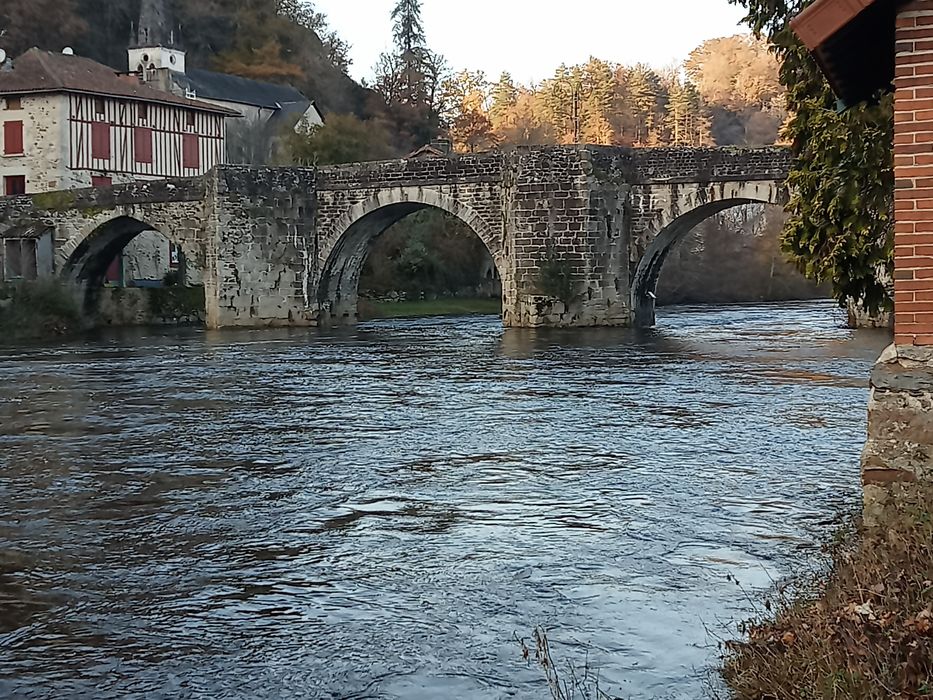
[390,0,429,105]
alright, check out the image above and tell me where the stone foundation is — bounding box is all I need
[862,344,933,520]
[96,286,205,326]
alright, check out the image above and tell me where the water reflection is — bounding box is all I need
[0,301,889,699]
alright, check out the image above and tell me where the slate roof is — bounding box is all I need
[0,48,236,115]
[172,68,315,112]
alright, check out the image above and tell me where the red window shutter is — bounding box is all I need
[91,122,111,160]
[182,133,199,170]
[4,175,26,195]
[92,176,112,188]
[134,127,153,164]
[3,121,24,155]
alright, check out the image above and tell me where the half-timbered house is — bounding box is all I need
[0,48,236,287]
[0,47,235,196]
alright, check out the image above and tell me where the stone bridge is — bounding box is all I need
[0,145,790,329]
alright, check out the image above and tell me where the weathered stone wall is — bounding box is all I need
[863,344,933,521]
[314,153,507,323]
[0,94,69,193]
[504,147,631,326]
[585,147,791,326]
[205,167,317,328]
[0,145,792,329]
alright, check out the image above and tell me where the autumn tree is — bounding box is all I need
[440,71,498,153]
[493,90,558,146]
[626,64,667,146]
[579,58,617,145]
[686,34,785,145]
[666,79,711,146]
[540,65,585,143]
[283,114,393,166]
[489,73,519,131]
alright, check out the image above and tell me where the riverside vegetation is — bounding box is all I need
[0,280,81,340]
[722,483,933,699]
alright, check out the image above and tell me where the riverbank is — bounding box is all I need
[722,483,933,699]
[0,280,82,341]
[358,297,501,319]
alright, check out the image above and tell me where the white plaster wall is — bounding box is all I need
[121,229,203,285]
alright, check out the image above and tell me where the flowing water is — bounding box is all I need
[0,301,890,699]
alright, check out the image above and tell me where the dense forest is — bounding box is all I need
[0,0,823,308]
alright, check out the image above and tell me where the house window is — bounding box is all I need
[185,111,196,129]
[5,97,22,110]
[3,238,38,280]
[3,175,26,195]
[91,121,111,160]
[134,126,153,164]
[182,133,199,170]
[94,97,106,117]
[3,120,24,155]
[138,102,149,123]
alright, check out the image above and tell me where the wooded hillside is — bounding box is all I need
[0,0,372,117]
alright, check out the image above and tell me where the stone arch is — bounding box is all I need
[631,180,787,328]
[317,187,505,325]
[61,214,196,313]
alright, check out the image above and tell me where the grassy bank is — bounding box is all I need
[722,483,933,699]
[0,280,82,341]
[358,297,501,320]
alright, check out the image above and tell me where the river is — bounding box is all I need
[0,301,890,699]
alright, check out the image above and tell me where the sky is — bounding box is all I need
[312,0,750,85]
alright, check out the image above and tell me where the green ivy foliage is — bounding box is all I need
[733,0,894,312]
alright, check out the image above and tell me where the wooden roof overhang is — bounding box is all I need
[791,0,903,106]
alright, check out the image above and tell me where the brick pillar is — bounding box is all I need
[894,0,933,345]
[862,1,933,517]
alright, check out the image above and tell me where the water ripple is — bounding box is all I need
[0,301,889,699]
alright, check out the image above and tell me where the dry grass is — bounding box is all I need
[517,627,617,700]
[722,483,933,699]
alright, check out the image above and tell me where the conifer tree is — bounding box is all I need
[489,72,519,129]
[628,64,664,145]
[390,0,429,105]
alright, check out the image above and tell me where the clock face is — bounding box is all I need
[170,55,177,65]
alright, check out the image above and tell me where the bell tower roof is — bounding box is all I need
[133,0,178,48]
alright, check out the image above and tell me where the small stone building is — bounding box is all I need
[792,0,933,508]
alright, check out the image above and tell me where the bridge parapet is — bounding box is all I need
[587,145,792,184]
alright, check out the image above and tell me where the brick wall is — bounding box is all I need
[894,0,933,345]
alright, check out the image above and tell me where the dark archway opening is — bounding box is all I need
[633,201,828,328]
[64,216,205,326]
[319,204,502,325]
